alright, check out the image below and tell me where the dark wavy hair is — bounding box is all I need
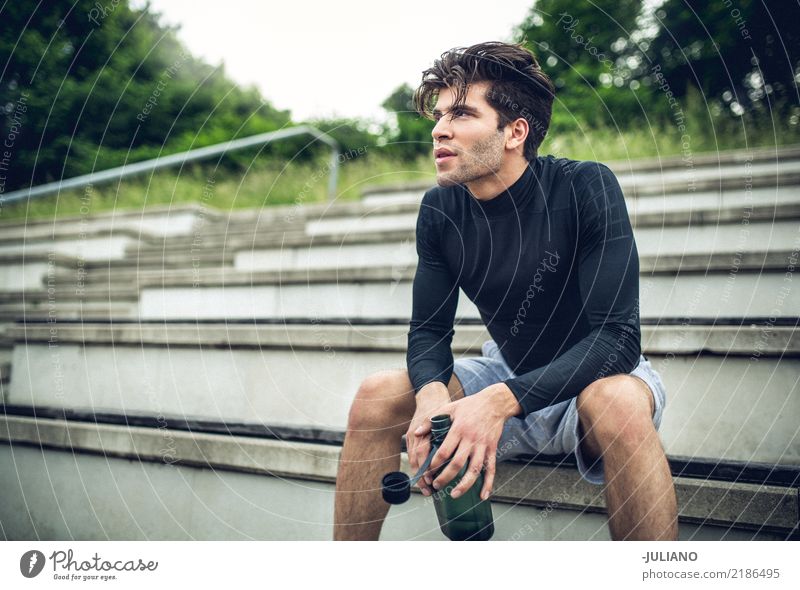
[413,41,555,161]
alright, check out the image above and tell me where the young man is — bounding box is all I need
[334,41,678,541]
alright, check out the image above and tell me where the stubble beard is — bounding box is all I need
[436,130,505,187]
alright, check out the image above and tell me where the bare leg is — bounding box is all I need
[577,375,678,541]
[333,369,463,540]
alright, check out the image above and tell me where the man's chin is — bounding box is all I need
[435,173,461,187]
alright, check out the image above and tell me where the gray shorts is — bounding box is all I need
[452,340,667,485]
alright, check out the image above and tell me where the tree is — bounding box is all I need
[0,1,292,194]
[381,84,434,161]
[640,0,800,118]
[514,0,647,130]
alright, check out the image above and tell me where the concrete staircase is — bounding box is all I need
[1,145,798,540]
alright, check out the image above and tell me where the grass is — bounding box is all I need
[2,120,798,222]
[0,154,436,222]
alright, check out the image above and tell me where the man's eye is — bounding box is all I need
[433,110,466,121]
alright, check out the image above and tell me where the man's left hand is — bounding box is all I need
[414,383,522,501]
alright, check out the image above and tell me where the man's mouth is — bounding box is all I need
[434,148,457,164]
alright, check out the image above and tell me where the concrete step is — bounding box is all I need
[625,160,800,197]
[1,250,796,322]
[362,162,800,207]
[0,252,76,292]
[127,203,798,265]
[229,219,800,272]
[318,186,800,237]
[120,224,308,254]
[0,415,795,539]
[629,186,800,216]
[108,200,434,255]
[9,203,800,291]
[7,206,798,295]
[0,207,302,266]
[602,143,800,172]
[5,322,798,465]
[0,361,10,391]
[52,234,419,283]
[98,253,800,320]
[2,146,797,255]
[115,184,800,251]
[24,250,800,292]
[0,302,139,322]
[0,204,218,243]
[0,235,136,261]
[360,145,800,203]
[4,186,795,286]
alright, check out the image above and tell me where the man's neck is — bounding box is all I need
[466,157,530,201]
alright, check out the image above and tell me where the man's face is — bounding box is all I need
[431,81,507,187]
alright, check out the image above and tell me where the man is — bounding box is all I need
[334,41,678,541]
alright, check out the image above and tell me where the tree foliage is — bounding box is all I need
[2,0,796,199]
[0,0,293,193]
[380,83,435,161]
[640,0,799,118]
[514,0,799,130]
[515,0,645,130]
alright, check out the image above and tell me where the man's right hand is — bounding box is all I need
[406,381,452,496]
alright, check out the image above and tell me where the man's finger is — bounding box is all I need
[414,420,432,436]
[428,430,459,474]
[406,434,418,471]
[432,444,470,492]
[480,450,496,501]
[450,445,486,499]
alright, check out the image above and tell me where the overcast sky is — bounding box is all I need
[133,0,535,124]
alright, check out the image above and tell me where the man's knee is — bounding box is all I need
[347,370,415,433]
[347,370,465,433]
[576,375,654,450]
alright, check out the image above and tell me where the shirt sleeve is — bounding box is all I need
[406,192,460,394]
[503,162,642,416]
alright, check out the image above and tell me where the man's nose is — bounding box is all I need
[432,117,453,141]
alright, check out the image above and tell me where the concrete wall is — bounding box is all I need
[1,433,787,541]
[7,340,798,464]
[136,270,798,321]
[229,219,797,272]
[0,237,134,261]
[0,263,52,291]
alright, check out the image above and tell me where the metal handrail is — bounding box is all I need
[0,125,340,205]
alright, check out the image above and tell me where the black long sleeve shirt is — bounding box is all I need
[406,156,641,417]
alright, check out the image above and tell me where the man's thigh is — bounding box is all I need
[495,356,667,485]
[448,372,465,401]
[382,367,465,403]
[451,347,515,401]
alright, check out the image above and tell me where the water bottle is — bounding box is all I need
[428,414,494,541]
[382,414,494,541]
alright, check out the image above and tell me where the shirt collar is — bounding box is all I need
[466,161,537,219]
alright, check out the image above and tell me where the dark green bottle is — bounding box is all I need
[429,414,494,541]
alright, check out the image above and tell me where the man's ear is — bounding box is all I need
[506,118,529,151]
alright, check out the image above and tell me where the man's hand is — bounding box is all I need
[415,383,522,501]
[405,381,452,496]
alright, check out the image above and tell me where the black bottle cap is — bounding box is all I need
[381,471,411,504]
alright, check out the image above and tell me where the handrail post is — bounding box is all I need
[327,149,340,202]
